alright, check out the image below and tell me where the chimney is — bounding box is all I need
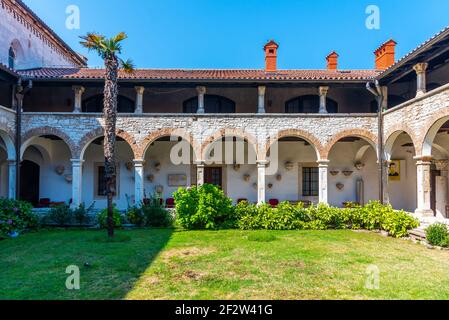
[264,40,279,72]
[374,39,397,70]
[326,51,339,70]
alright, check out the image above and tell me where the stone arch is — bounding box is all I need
[139,128,200,160]
[263,129,323,161]
[384,125,418,161]
[322,129,378,160]
[0,124,15,160]
[200,128,259,161]
[21,126,76,159]
[78,127,139,160]
[421,107,449,157]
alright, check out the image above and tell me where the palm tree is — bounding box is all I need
[80,32,134,237]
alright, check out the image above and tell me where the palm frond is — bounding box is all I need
[120,58,135,74]
[112,32,128,43]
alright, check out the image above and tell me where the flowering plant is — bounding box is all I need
[0,199,37,238]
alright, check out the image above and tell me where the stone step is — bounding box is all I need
[409,228,427,240]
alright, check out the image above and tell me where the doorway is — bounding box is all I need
[20,160,40,205]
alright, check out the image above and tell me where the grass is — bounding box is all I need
[1,228,449,300]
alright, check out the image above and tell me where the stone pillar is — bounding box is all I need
[434,160,449,218]
[317,160,329,204]
[72,86,85,113]
[7,160,16,200]
[382,160,391,204]
[196,86,206,114]
[257,86,266,113]
[135,86,145,114]
[134,159,145,204]
[413,63,428,97]
[71,159,84,208]
[414,156,434,216]
[381,86,388,111]
[196,161,205,186]
[257,160,269,205]
[319,86,329,114]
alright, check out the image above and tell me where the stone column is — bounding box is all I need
[319,86,329,114]
[413,63,428,97]
[196,86,206,114]
[257,160,269,205]
[133,159,145,204]
[196,161,205,186]
[71,159,84,208]
[414,156,434,216]
[382,160,391,204]
[317,160,329,204]
[72,86,85,113]
[434,160,449,218]
[257,86,266,113]
[135,86,145,114]
[7,160,16,200]
[381,86,388,111]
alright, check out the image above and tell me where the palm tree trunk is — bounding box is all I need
[103,55,119,237]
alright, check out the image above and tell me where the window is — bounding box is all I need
[285,95,338,113]
[183,95,236,113]
[8,47,15,69]
[82,95,135,113]
[302,167,318,197]
[95,164,119,198]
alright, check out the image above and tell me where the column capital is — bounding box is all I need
[256,160,269,167]
[413,62,429,74]
[135,86,145,94]
[72,85,85,94]
[133,159,145,166]
[317,159,330,166]
[71,159,85,165]
[196,86,206,95]
[414,155,433,164]
[7,159,16,165]
[434,159,449,171]
[195,160,206,167]
[258,85,266,96]
[319,86,329,96]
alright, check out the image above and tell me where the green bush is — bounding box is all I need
[174,184,234,230]
[382,209,419,238]
[0,198,37,237]
[142,204,172,227]
[98,206,122,229]
[126,206,145,226]
[47,204,73,226]
[426,223,449,246]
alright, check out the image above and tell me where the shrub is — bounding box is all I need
[73,203,95,225]
[174,184,234,230]
[47,204,73,226]
[98,206,122,229]
[0,198,37,237]
[426,223,449,246]
[126,206,145,227]
[142,204,172,227]
[382,209,419,238]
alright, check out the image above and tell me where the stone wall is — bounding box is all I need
[21,113,379,161]
[383,83,449,155]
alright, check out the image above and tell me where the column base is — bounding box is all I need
[414,208,435,217]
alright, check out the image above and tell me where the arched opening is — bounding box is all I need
[384,131,417,213]
[285,95,338,113]
[20,135,73,207]
[8,46,15,69]
[183,95,236,113]
[0,130,15,198]
[143,135,197,205]
[81,136,135,210]
[422,119,449,218]
[265,135,319,204]
[327,136,378,207]
[82,94,135,113]
[202,135,258,203]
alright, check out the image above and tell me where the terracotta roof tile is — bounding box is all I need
[18,68,380,81]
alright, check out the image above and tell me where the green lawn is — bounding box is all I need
[1,228,449,300]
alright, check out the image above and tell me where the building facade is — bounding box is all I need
[1,0,449,217]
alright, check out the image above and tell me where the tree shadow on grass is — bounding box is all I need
[0,228,174,300]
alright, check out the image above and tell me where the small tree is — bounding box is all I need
[80,32,134,237]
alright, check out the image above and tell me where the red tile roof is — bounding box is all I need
[18,68,380,82]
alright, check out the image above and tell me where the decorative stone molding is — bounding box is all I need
[322,128,378,160]
[21,126,77,158]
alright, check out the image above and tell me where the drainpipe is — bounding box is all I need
[14,78,32,200]
[366,80,385,204]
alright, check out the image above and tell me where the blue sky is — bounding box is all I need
[24,0,449,70]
